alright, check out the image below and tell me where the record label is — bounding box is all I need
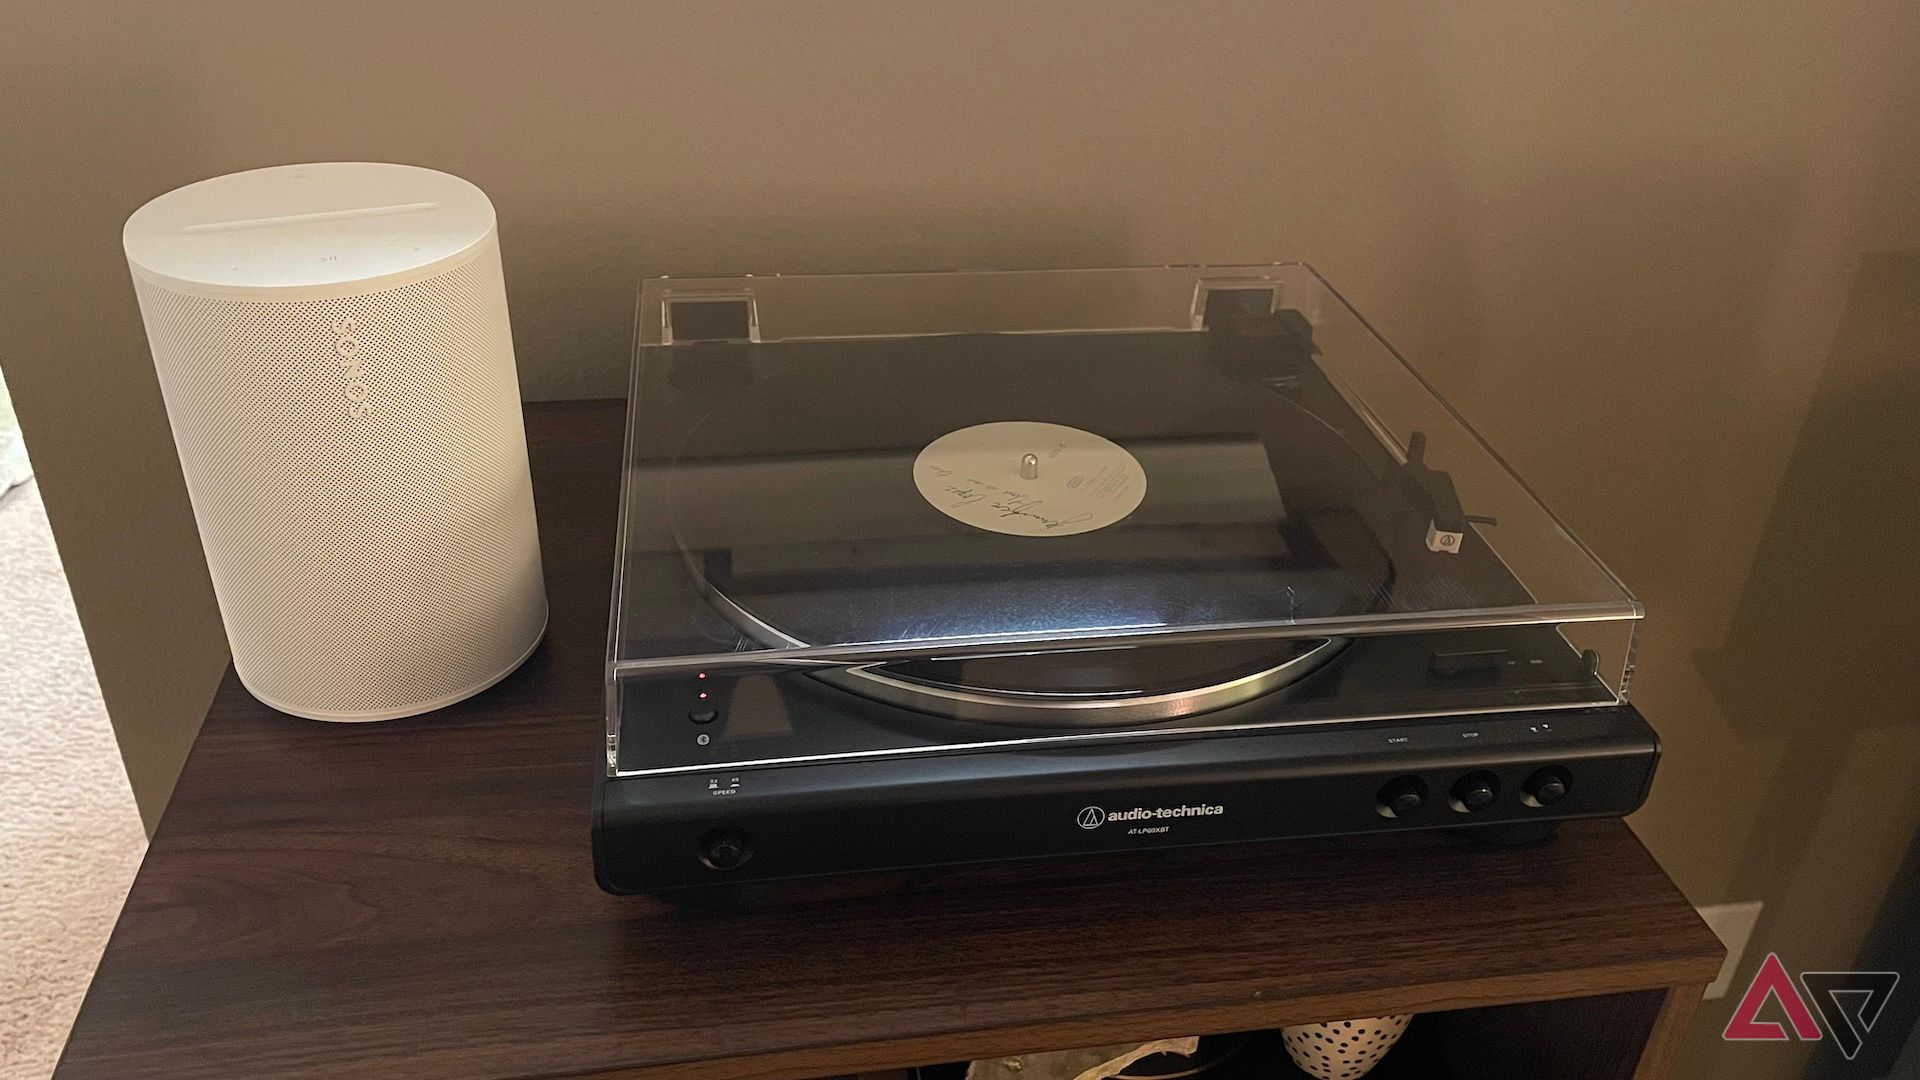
[912,421,1145,537]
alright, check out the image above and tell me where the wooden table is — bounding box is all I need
[54,401,1724,1080]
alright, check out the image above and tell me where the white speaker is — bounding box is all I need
[124,162,547,721]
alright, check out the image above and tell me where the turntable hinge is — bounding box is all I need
[663,293,759,345]
[1193,282,1281,330]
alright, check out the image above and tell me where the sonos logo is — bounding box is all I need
[331,315,371,418]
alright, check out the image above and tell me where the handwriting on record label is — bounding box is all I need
[913,421,1146,537]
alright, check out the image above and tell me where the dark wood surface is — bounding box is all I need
[53,400,1724,1080]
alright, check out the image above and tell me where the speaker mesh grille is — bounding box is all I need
[135,246,546,718]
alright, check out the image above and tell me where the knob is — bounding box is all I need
[1449,771,1500,813]
[1376,775,1429,819]
[689,706,719,725]
[699,828,751,871]
[1523,766,1572,808]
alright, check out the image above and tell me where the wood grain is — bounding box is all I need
[51,400,1724,1080]
[1633,984,1709,1080]
[1411,989,1672,1079]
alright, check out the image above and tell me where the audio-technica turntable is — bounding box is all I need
[593,265,1655,898]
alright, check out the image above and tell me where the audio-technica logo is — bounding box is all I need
[1077,803,1224,830]
[330,316,372,418]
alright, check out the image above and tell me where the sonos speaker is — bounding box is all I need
[124,162,547,721]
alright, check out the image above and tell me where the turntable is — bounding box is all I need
[593,264,1655,898]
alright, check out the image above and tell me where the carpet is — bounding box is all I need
[0,479,147,1080]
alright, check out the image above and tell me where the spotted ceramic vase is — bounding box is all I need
[1277,1015,1412,1080]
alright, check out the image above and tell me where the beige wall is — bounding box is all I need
[3,4,1917,1074]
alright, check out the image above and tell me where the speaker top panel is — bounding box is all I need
[124,162,497,300]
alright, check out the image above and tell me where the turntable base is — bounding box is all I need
[53,403,1724,1080]
[601,265,1657,895]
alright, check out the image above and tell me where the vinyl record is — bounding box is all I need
[667,332,1395,725]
